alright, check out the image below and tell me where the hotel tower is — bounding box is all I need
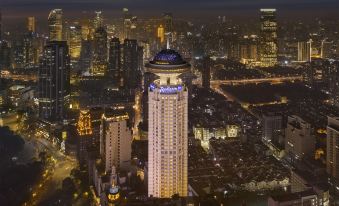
[146,49,190,198]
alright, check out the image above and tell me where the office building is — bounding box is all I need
[140,41,151,59]
[79,39,92,73]
[285,115,315,160]
[329,62,339,108]
[0,41,11,70]
[262,112,283,143]
[163,13,173,34]
[91,27,107,76]
[123,39,142,88]
[48,9,63,41]
[259,9,278,67]
[321,40,333,59]
[68,25,82,60]
[108,37,121,84]
[38,41,70,121]
[27,17,36,33]
[77,110,96,165]
[100,110,132,172]
[122,8,132,40]
[240,35,259,64]
[327,116,339,187]
[23,32,38,68]
[81,18,90,40]
[298,40,312,62]
[157,25,165,43]
[146,49,189,198]
[93,11,103,29]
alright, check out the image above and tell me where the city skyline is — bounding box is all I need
[1,0,339,21]
[1,1,339,205]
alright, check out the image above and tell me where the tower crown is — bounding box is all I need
[145,49,190,75]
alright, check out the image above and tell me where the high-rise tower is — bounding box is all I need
[92,27,108,76]
[27,17,36,33]
[157,25,165,43]
[146,49,189,198]
[123,39,142,88]
[259,9,277,67]
[122,8,132,40]
[48,9,63,41]
[94,11,103,29]
[327,116,339,188]
[69,25,82,60]
[108,37,122,84]
[162,13,173,34]
[297,39,312,62]
[38,41,70,121]
[100,110,132,172]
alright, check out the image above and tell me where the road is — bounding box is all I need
[210,76,303,86]
[21,136,77,206]
[211,84,260,119]
[0,72,38,82]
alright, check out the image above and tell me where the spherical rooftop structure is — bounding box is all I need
[146,49,190,74]
[151,49,186,65]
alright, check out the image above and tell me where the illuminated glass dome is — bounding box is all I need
[150,49,186,65]
[146,49,190,74]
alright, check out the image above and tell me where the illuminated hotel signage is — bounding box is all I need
[150,83,183,94]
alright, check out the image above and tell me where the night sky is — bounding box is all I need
[1,0,339,20]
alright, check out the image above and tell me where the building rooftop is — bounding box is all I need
[269,190,316,202]
[145,49,190,74]
[151,49,186,65]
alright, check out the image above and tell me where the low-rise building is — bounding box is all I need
[268,190,318,206]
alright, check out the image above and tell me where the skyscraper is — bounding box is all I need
[329,62,339,108]
[27,17,36,33]
[93,11,103,29]
[12,40,25,69]
[80,39,92,74]
[327,116,339,187]
[163,13,173,34]
[38,41,70,121]
[122,8,132,40]
[123,39,141,88]
[0,41,11,70]
[297,40,312,62]
[77,109,95,165]
[23,32,36,68]
[321,39,333,59]
[68,25,82,60]
[48,9,63,41]
[146,49,189,198]
[100,110,132,172]
[91,27,107,76]
[81,17,90,40]
[108,37,121,84]
[259,9,278,67]
[157,25,165,43]
[262,112,283,143]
